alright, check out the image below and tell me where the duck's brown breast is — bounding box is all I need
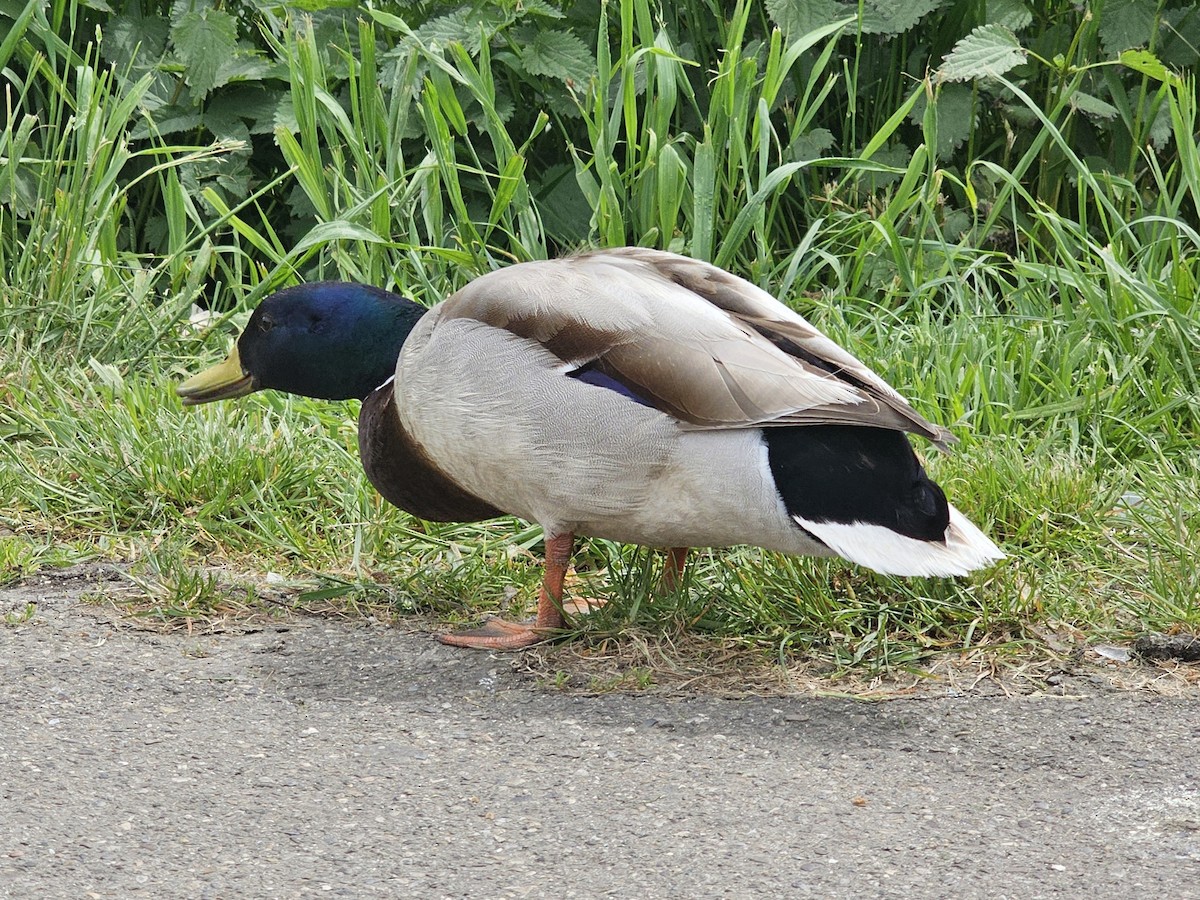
[357,384,504,522]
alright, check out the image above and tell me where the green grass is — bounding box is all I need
[3,353,1195,670]
[2,1,1198,678]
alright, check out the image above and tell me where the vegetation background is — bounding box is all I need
[2,0,1198,676]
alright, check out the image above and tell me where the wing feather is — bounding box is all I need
[435,248,954,446]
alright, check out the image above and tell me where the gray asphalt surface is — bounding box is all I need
[2,566,1199,899]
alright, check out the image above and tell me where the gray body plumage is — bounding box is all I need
[396,248,1003,577]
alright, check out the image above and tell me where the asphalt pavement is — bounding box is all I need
[2,566,1198,898]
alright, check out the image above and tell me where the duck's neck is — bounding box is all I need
[337,297,428,401]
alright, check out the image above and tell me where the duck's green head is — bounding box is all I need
[178,282,426,405]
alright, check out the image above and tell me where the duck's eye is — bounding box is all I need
[257,316,275,333]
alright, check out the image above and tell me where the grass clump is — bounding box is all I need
[2,0,1198,678]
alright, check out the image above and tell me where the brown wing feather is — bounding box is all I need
[438,261,646,367]
[437,248,954,447]
[609,248,954,445]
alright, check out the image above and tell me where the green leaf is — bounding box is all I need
[415,8,511,55]
[938,24,1026,82]
[1098,0,1158,55]
[1071,92,1119,120]
[766,0,845,40]
[211,84,280,135]
[855,144,911,193]
[489,153,527,226]
[216,56,271,86]
[102,12,170,73]
[172,8,239,100]
[129,109,203,141]
[519,28,594,83]
[774,0,944,37]
[534,163,591,243]
[1147,98,1173,149]
[203,108,252,145]
[0,113,38,215]
[788,127,835,160]
[516,0,565,18]
[691,130,716,262]
[986,0,1033,32]
[856,0,943,37]
[368,10,413,34]
[0,0,37,74]
[1119,49,1173,84]
[910,83,975,159]
[273,95,299,134]
[414,10,479,53]
[1159,7,1200,68]
[293,220,388,255]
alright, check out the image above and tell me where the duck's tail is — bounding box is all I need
[794,504,1005,578]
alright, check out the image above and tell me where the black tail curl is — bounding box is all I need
[765,425,950,542]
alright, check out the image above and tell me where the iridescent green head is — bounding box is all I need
[178,282,427,405]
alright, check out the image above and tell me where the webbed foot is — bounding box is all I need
[437,617,551,650]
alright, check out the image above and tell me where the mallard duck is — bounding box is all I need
[179,248,1003,649]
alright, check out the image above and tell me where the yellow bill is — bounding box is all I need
[176,344,256,405]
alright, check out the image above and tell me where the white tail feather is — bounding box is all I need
[794,504,1004,577]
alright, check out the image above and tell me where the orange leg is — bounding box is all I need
[659,546,690,592]
[438,532,575,651]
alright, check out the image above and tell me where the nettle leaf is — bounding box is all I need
[415,7,511,55]
[942,208,970,241]
[518,28,593,83]
[493,91,515,123]
[168,0,202,29]
[274,96,299,135]
[203,107,252,145]
[1159,7,1200,68]
[172,7,239,99]
[910,83,975,159]
[415,10,482,53]
[217,56,271,87]
[1098,0,1157,55]
[855,0,944,37]
[534,163,592,243]
[986,0,1032,32]
[856,143,910,193]
[129,109,203,141]
[938,24,1025,82]
[766,0,845,39]
[789,127,836,160]
[1119,49,1172,84]
[217,85,283,135]
[103,13,170,72]
[1071,91,1119,120]
[1147,99,1173,149]
[518,0,566,18]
